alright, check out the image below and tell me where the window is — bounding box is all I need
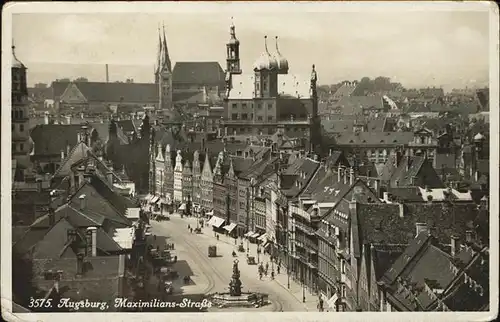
[19,143,24,151]
[12,143,16,152]
[340,284,347,298]
[232,103,238,109]
[257,116,263,121]
[232,113,238,120]
[20,124,24,132]
[257,103,262,109]
[242,103,247,109]
[268,103,273,109]
[268,116,274,122]
[12,124,15,131]
[241,113,248,120]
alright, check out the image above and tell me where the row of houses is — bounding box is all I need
[12,139,143,311]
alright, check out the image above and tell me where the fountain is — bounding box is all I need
[207,259,269,309]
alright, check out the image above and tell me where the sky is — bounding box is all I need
[9,2,492,90]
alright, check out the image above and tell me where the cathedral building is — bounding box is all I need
[222,21,322,155]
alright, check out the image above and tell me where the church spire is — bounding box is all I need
[155,24,162,83]
[162,23,172,72]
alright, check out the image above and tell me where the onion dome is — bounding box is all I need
[253,36,278,71]
[474,133,485,141]
[12,45,26,69]
[274,36,288,74]
[228,18,239,45]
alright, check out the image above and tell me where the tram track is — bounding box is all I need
[154,218,287,311]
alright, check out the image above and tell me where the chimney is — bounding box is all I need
[44,112,50,125]
[86,227,97,257]
[107,170,113,185]
[349,167,355,185]
[49,207,55,226]
[76,253,84,276]
[383,191,390,202]
[398,203,405,218]
[105,64,109,83]
[374,180,379,195]
[337,165,342,182]
[60,150,65,161]
[343,167,348,184]
[415,222,428,237]
[465,230,473,243]
[79,194,87,210]
[450,235,459,257]
[66,144,71,157]
[36,178,43,193]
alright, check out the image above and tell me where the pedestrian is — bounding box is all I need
[265,262,269,272]
[277,266,281,274]
[216,234,219,241]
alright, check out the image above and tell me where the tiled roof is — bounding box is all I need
[53,142,92,178]
[332,95,385,115]
[62,82,158,104]
[322,118,387,133]
[386,187,423,202]
[30,124,83,156]
[239,157,279,182]
[282,157,320,198]
[90,122,128,145]
[389,156,444,188]
[116,120,136,134]
[172,62,225,86]
[371,243,408,280]
[332,82,358,98]
[355,202,479,246]
[228,74,311,100]
[327,131,414,146]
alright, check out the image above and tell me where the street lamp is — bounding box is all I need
[302,267,306,303]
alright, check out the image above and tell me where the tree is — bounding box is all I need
[374,76,391,92]
[126,78,134,83]
[74,77,89,82]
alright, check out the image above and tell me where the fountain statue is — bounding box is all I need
[229,259,242,296]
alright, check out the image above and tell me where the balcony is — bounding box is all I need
[290,205,311,221]
[294,220,316,236]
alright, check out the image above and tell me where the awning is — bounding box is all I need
[250,232,260,238]
[244,231,254,237]
[206,210,214,217]
[159,198,167,204]
[144,194,152,201]
[262,241,271,249]
[258,233,268,242]
[208,216,225,228]
[150,196,159,204]
[327,293,338,309]
[178,203,186,211]
[223,223,237,233]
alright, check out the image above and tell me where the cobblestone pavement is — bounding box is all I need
[150,214,320,312]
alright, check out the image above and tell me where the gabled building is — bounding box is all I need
[173,150,184,203]
[191,150,202,205]
[200,152,214,211]
[182,160,192,203]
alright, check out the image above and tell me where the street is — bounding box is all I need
[149,214,318,312]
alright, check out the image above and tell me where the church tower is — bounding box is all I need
[11,43,31,177]
[253,36,279,99]
[309,64,322,155]
[157,24,173,111]
[226,18,241,75]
